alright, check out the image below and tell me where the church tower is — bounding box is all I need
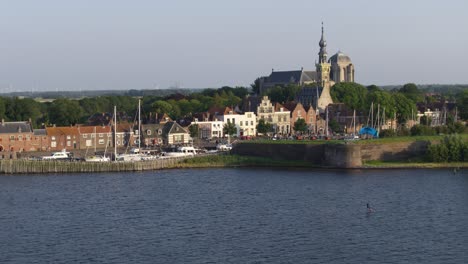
[316,23,333,112]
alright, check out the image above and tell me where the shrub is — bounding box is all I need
[427,134,467,162]
[379,129,397,138]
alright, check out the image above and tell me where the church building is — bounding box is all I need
[258,24,355,113]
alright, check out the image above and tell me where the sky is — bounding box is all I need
[0,0,467,92]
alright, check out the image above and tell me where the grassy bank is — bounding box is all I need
[178,154,468,170]
[239,134,468,146]
[176,154,317,168]
[363,160,468,169]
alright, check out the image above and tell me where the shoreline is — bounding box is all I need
[0,155,466,174]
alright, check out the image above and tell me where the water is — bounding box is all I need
[0,168,467,263]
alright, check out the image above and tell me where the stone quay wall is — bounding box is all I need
[233,141,431,168]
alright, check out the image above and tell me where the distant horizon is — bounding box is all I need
[2,83,468,96]
[1,1,467,91]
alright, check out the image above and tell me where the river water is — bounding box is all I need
[0,168,467,263]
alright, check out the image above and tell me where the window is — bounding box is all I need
[147,130,152,135]
[51,142,57,148]
[18,135,23,140]
[66,135,71,140]
[67,141,71,147]
[98,139,105,145]
[83,134,87,138]
[158,129,162,135]
[10,135,15,141]
[247,114,252,118]
[26,135,31,141]
[174,135,183,143]
[240,121,243,126]
[99,133,103,138]
[251,121,254,126]
[91,134,95,138]
[51,136,56,141]
[86,140,92,147]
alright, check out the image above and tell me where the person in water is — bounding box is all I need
[367,203,374,213]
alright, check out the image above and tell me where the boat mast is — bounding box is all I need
[138,99,141,150]
[114,106,117,160]
[376,104,380,134]
[353,109,356,137]
[325,106,329,136]
[94,126,96,154]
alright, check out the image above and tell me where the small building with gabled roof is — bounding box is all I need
[0,120,37,152]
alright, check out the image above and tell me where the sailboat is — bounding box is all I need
[84,126,111,162]
[114,100,157,161]
[359,102,378,138]
[345,109,359,140]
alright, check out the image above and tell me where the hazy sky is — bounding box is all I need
[1,0,467,91]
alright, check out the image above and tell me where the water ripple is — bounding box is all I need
[0,168,467,263]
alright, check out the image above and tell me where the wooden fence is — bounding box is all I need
[0,157,191,174]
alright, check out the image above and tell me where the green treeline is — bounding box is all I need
[0,82,467,130]
[0,86,249,128]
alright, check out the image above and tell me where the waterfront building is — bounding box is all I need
[219,109,257,137]
[284,102,317,134]
[257,96,291,135]
[32,128,49,151]
[191,119,224,139]
[46,126,80,151]
[0,120,38,152]
[77,126,112,150]
[141,121,190,146]
[115,122,137,147]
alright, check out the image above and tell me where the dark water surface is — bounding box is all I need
[0,168,467,263]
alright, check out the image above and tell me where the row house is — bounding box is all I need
[115,122,137,148]
[46,125,133,151]
[0,120,38,152]
[194,121,224,139]
[190,111,224,139]
[77,126,113,150]
[46,127,80,151]
[217,107,257,137]
[284,102,317,134]
[141,121,190,147]
[257,96,291,135]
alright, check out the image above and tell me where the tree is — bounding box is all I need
[48,98,83,126]
[366,87,396,119]
[331,82,368,112]
[223,120,237,138]
[188,124,199,145]
[458,90,468,120]
[393,93,416,124]
[256,119,273,135]
[189,124,199,138]
[251,77,263,95]
[293,118,308,134]
[328,119,341,133]
[399,83,424,103]
[267,86,285,103]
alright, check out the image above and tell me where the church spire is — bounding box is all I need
[318,22,327,63]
